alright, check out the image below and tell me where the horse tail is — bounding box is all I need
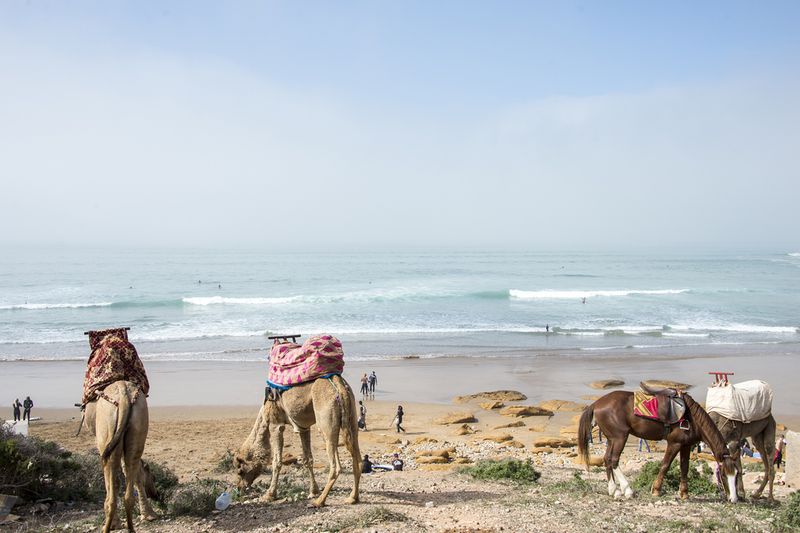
[101,382,133,461]
[331,375,360,459]
[578,402,595,471]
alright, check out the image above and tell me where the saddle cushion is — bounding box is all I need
[634,390,686,425]
[82,333,149,405]
[267,334,344,388]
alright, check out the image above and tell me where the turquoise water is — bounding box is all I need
[0,248,798,361]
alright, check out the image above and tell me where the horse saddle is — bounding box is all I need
[634,384,686,425]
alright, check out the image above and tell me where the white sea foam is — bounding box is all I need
[183,296,301,306]
[669,323,798,334]
[0,302,113,310]
[509,288,688,300]
[788,252,800,257]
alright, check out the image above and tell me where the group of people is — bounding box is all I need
[359,371,377,397]
[358,401,406,434]
[11,396,34,422]
[362,452,404,473]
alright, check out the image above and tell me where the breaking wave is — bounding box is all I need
[0,302,113,310]
[509,288,689,300]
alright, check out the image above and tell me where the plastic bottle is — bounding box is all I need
[215,491,231,511]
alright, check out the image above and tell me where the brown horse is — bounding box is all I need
[578,390,740,502]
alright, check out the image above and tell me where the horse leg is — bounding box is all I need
[678,445,690,500]
[652,443,680,497]
[298,428,320,498]
[313,428,342,507]
[265,424,285,501]
[604,436,617,496]
[101,451,122,533]
[609,437,633,499]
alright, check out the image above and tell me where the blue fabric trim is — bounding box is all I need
[267,373,341,391]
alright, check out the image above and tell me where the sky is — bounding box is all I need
[1,1,799,250]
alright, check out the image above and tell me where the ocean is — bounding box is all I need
[1,248,798,363]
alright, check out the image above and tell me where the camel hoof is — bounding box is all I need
[346,496,359,505]
[263,492,276,502]
[142,513,159,522]
[680,492,689,500]
[308,500,325,508]
[651,489,661,497]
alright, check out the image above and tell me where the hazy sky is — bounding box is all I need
[1,1,799,250]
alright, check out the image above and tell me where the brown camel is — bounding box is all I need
[83,381,156,533]
[235,375,361,507]
[578,390,740,502]
[708,411,776,501]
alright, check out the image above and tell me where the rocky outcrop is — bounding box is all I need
[482,433,513,443]
[500,405,554,418]
[539,400,586,412]
[454,390,528,403]
[533,437,576,448]
[589,379,625,390]
[435,412,477,425]
[479,401,505,410]
[454,424,477,436]
[494,421,525,429]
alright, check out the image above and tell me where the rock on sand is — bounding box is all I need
[494,421,525,429]
[454,390,528,403]
[500,405,554,418]
[589,379,625,390]
[533,437,576,448]
[538,400,586,412]
[435,412,478,425]
[479,401,505,410]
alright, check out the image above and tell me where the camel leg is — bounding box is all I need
[652,443,680,497]
[298,428,320,498]
[122,454,138,531]
[678,445,690,500]
[751,431,775,501]
[344,419,361,504]
[101,451,122,533]
[265,424,285,501]
[313,428,342,507]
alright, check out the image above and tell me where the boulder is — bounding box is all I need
[589,379,625,390]
[435,412,477,425]
[642,379,691,390]
[479,401,505,410]
[453,456,473,464]
[573,454,605,466]
[533,437,576,448]
[413,436,439,444]
[500,405,554,418]
[483,433,513,443]
[453,424,476,436]
[504,440,525,449]
[539,400,586,412]
[494,421,525,429]
[416,448,452,459]
[454,390,528,403]
[530,446,555,454]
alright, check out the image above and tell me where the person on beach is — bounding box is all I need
[775,434,787,470]
[361,454,373,474]
[369,371,377,394]
[545,324,549,333]
[358,400,367,431]
[360,373,369,396]
[395,405,405,433]
[12,398,21,421]
[392,453,404,471]
[22,396,33,421]
[638,438,651,453]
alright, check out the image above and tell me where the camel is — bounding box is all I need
[235,374,361,507]
[708,412,776,501]
[83,380,157,533]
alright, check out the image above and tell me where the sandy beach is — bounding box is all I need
[3,344,797,532]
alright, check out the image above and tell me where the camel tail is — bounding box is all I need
[331,375,360,458]
[102,383,133,460]
[577,403,595,472]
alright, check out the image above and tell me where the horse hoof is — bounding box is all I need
[680,492,688,500]
[613,489,622,500]
[651,489,661,497]
[624,488,634,499]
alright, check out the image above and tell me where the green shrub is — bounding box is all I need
[167,479,226,517]
[461,459,541,484]
[144,460,179,503]
[632,460,717,495]
[215,449,235,473]
[546,470,595,494]
[776,490,800,530]
[332,506,408,531]
[0,426,105,502]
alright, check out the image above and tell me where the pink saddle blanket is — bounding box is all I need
[267,334,344,387]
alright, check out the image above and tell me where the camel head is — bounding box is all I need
[234,448,265,491]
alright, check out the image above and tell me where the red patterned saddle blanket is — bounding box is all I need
[267,334,344,388]
[82,328,149,405]
[633,390,686,425]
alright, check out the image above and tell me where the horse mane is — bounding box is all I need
[683,393,728,461]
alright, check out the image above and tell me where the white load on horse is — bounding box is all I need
[705,379,777,501]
